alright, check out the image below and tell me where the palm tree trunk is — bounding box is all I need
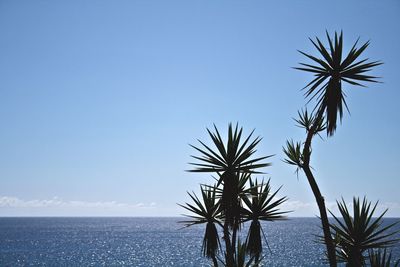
[231,225,237,257]
[302,165,337,267]
[302,112,337,267]
[223,222,234,267]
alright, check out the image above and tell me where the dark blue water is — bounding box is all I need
[0,217,399,266]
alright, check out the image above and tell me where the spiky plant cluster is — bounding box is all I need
[283,110,325,176]
[296,31,382,136]
[241,179,287,261]
[180,124,288,266]
[179,186,222,261]
[188,123,272,229]
[329,197,399,266]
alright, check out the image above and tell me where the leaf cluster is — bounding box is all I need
[294,109,326,134]
[283,139,304,174]
[189,123,273,229]
[328,197,400,266]
[283,110,325,176]
[189,123,271,176]
[296,31,382,136]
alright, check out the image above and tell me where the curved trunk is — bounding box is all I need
[302,165,337,267]
[302,111,337,267]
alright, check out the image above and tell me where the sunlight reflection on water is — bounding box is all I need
[0,217,398,266]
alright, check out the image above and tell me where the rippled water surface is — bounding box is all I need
[0,217,399,266]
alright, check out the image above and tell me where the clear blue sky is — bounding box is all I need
[0,0,399,216]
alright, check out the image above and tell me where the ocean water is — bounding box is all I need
[0,217,399,266]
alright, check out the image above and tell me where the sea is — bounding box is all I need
[0,217,399,266]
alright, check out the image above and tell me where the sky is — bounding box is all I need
[0,0,399,217]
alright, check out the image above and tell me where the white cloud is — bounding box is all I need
[0,196,157,216]
[1,196,398,217]
[0,196,155,209]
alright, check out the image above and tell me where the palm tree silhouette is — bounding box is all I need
[329,197,399,266]
[189,123,271,266]
[189,124,271,228]
[285,31,382,267]
[181,123,288,266]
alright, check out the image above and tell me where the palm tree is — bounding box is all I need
[182,124,287,266]
[329,197,399,266]
[188,123,271,266]
[189,123,271,227]
[284,31,383,267]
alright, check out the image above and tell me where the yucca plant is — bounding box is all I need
[368,249,400,267]
[179,186,222,266]
[329,197,399,266]
[285,31,383,267]
[295,31,382,136]
[241,178,288,261]
[181,124,287,266]
[189,123,271,229]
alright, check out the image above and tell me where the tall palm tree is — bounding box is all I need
[295,31,382,136]
[329,197,399,266]
[285,31,383,267]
